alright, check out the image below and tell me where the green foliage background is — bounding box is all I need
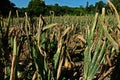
[1,0,120,16]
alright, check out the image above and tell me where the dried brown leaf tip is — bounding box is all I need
[77,35,86,43]
[9,27,15,36]
[117,24,120,30]
[9,27,21,37]
[102,21,108,27]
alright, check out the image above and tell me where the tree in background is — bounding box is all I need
[87,4,95,14]
[95,1,106,13]
[18,8,27,17]
[52,4,61,16]
[27,0,45,16]
[0,0,16,17]
[110,0,120,13]
[85,1,89,14]
[0,0,108,16]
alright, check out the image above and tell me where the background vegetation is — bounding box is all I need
[0,0,120,17]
